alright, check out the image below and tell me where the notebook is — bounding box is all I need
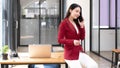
[28,44,51,58]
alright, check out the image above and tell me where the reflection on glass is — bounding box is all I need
[20,0,60,45]
[91,0,99,53]
[100,0,116,61]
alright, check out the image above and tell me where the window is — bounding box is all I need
[20,0,61,45]
[0,0,2,46]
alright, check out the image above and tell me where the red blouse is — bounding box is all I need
[58,18,85,60]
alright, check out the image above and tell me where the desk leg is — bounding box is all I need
[115,53,119,67]
[65,63,68,68]
[28,64,35,68]
[1,64,8,68]
[111,52,114,68]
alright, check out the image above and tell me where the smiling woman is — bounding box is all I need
[58,3,98,68]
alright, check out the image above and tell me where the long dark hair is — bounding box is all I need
[65,3,84,26]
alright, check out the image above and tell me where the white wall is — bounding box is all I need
[66,0,90,51]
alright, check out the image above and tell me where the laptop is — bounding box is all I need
[28,44,51,58]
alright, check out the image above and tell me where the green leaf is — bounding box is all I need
[1,45,9,54]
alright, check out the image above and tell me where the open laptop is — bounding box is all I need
[28,44,51,58]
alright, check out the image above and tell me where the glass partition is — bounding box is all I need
[91,0,116,61]
[20,0,40,45]
[110,0,116,28]
[20,0,60,45]
[117,0,120,48]
[100,0,109,28]
[91,0,99,54]
[40,0,59,44]
[100,0,115,60]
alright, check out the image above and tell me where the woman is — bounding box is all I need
[58,3,98,68]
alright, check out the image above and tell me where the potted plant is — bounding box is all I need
[0,45,9,60]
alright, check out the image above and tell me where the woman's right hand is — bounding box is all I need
[78,20,85,28]
[74,40,81,46]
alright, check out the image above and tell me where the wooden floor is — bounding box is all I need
[11,52,111,68]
